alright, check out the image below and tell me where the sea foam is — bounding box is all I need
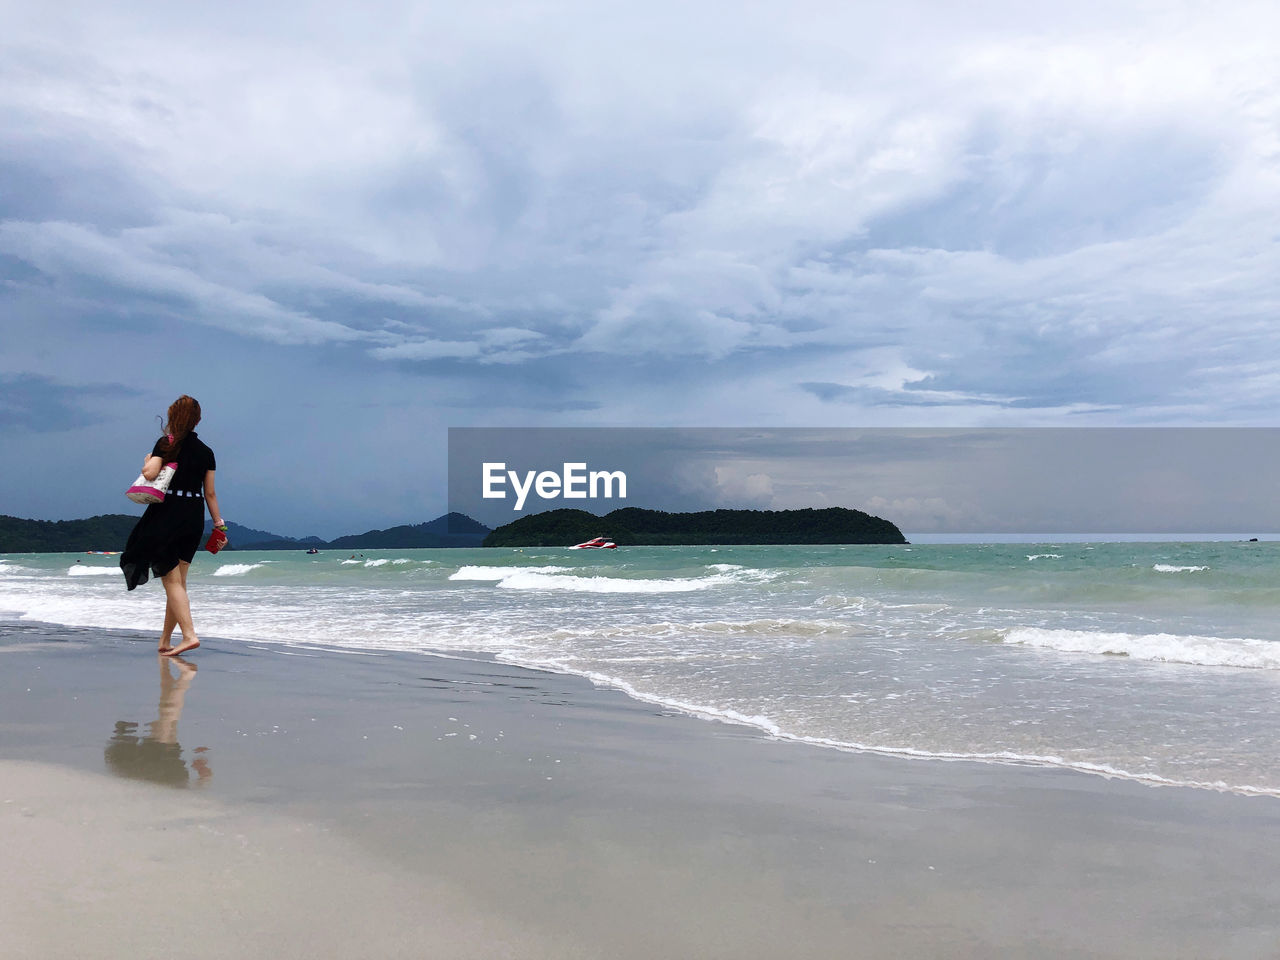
[1152,564,1209,573]
[450,563,772,592]
[67,566,117,576]
[999,626,1279,669]
[212,563,265,577]
[449,565,571,581]
[450,565,738,593]
[494,571,733,593]
[492,654,1280,798]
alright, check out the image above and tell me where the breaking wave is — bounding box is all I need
[492,570,735,593]
[67,566,117,576]
[998,626,1279,669]
[212,563,265,577]
[449,565,571,581]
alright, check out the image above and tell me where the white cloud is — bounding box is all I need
[0,219,370,345]
[712,466,776,508]
[367,339,482,361]
[2,0,1279,421]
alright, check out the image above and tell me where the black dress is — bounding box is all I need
[120,432,216,590]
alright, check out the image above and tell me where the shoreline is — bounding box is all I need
[499,653,1280,799]
[4,619,1280,958]
[6,613,1280,799]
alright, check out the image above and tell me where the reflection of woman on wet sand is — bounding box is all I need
[104,656,211,787]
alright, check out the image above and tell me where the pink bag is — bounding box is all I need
[126,435,178,504]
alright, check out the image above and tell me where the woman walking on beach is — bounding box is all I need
[120,395,224,657]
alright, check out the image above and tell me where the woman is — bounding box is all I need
[120,395,224,657]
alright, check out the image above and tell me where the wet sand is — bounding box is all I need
[2,620,1279,959]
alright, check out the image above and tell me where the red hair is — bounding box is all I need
[159,395,202,458]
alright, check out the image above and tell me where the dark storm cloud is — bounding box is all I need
[2,1,1275,407]
[3,0,1280,531]
[0,374,130,431]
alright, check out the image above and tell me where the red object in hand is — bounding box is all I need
[204,528,228,554]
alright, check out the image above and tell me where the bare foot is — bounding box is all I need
[162,640,200,657]
[158,642,174,653]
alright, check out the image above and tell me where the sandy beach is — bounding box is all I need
[2,619,1279,959]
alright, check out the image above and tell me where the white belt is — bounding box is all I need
[171,490,202,498]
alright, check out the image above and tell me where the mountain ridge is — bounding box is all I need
[0,512,490,552]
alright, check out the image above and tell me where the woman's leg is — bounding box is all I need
[159,561,192,650]
[159,596,178,651]
[160,561,200,656]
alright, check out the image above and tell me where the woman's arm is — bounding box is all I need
[142,455,163,482]
[204,470,224,527]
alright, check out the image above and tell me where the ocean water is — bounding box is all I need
[3,541,1278,795]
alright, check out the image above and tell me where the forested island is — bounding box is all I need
[323,513,490,550]
[0,512,490,552]
[0,514,139,553]
[482,507,907,547]
[2,507,905,552]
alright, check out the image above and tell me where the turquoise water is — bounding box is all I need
[3,540,1278,794]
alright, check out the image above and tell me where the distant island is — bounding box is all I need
[482,507,907,547]
[318,513,490,550]
[1,507,906,552]
[218,512,491,550]
[0,514,140,553]
[0,512,491,553]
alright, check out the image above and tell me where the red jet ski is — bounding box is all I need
[570,536,617,549]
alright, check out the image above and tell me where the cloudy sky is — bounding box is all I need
[449,428,1280,532]
[3,1,1278,536]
